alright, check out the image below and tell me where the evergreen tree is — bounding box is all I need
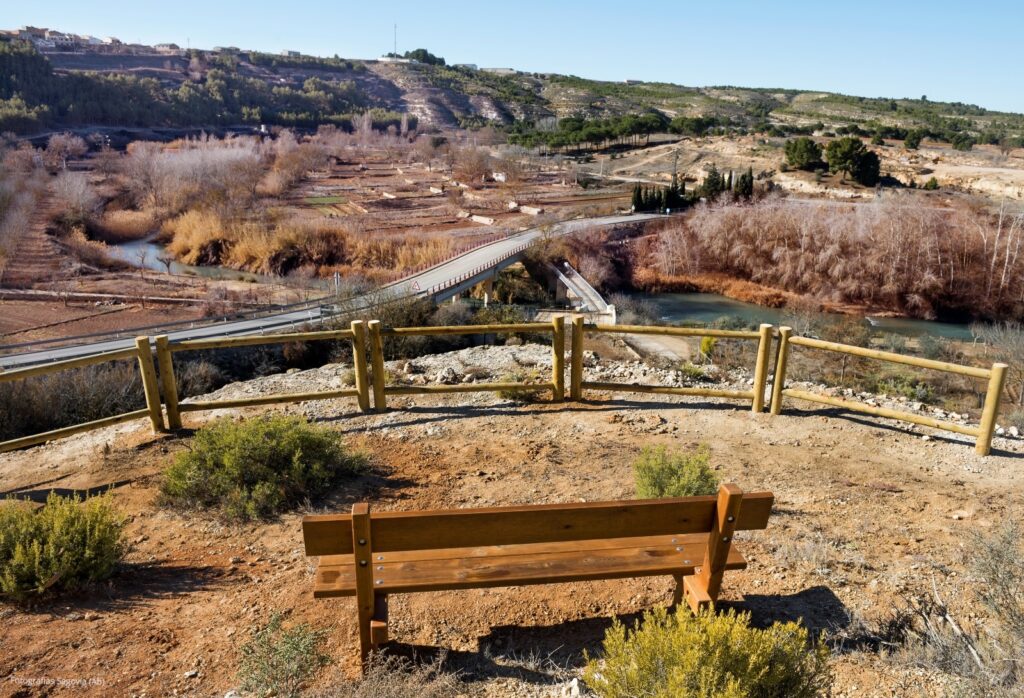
[735,167,754,199]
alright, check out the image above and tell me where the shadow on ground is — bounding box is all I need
[374,585,852,687]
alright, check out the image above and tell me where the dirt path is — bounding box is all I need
[1,347,1022,696]
[0,181,63,289]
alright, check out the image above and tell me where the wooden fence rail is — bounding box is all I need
[0,317,1010,456]
[569,321,773,412]
[0,340,156,453]
[770,326,1008,455]
[368,320,560,412]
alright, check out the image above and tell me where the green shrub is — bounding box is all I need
[0,492,126,602]
[699,336,717,361]
[239,612,330,698]
[633,445,718,499]
[161,415,366,520]
[584,607,832,698]
[679,362,708,382]
[923,176,940,190]
[496,368,547,403]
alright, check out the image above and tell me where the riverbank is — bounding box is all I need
[627,269,976,339]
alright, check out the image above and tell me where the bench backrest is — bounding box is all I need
[302,488,773,556]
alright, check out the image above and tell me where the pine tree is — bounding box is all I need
[632,183,643,210]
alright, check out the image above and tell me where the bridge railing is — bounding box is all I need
[0,317,1009,456]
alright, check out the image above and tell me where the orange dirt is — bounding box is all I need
[2,356,1022,695]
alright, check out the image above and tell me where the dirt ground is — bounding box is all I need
[1,345,1022,697]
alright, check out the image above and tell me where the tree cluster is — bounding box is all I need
[825,137,880,186]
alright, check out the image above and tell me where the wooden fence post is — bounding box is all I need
[570,315,584,400]
[551,315,565,402]
[155,335,181,430]
[135,336,165,433]
[368,320,387,412]
[769,326,792,416]
[976,362,1008,456]
[350,320,371,412]
[751,323,773,413]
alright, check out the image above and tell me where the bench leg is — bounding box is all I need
[371,594,389,647]
[671,574,684,608]
[682,575,713,613]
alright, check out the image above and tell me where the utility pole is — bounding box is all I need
[393,23,397,57]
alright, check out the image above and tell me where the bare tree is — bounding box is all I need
[157,252,175,275]
[454,147,491,187]
[45,133,88,171]
[53,170,99,218]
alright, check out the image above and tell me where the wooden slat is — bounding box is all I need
[178,388,359,412]
[581,382,754,400]
[313,539,747,598]
[304,518,355,556]
[590,324,760,340]
[789,335,991,378]
[301,491,773,556]
[0,409,151,453]
[381,323,552,337]
[385,382,551,396]
[783,388,980,436]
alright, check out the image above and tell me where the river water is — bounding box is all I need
[635,292,975,340]
[106,235,272,283]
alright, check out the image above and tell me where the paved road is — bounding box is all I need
[1,213,661,370]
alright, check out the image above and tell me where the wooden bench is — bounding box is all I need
[302,483,773,669]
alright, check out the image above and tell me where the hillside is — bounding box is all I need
[3,35,1024,143]
[2,341,1022,694]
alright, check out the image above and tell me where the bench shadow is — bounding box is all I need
[375,586,851,686]
[726,585,849,636]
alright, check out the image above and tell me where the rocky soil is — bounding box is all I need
[2,342,1023,697]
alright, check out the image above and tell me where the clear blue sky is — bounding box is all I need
[11,1,1024,113]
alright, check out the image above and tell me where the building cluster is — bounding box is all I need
[1,26,184,54]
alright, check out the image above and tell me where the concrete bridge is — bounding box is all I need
[1,213,661,369]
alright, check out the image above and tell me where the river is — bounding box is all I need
[635,292,975,340]
[106,235,276,284]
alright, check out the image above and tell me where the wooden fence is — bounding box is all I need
[569,320,775,411]
[0,317,1009,456]
[770,327,1008,455]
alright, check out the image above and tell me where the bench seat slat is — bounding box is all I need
[312,535,747,598]
[302,492,773,556]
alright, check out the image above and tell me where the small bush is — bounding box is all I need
[699,336,717,362]
[496,368,547,403]
[678,362,708,382]
[0,492,126,602]
[923,176,940,190]
[318,653,461,697]
[239,613,330,698]
[584,607,832,698]
[160,416,366,520]
[633,444,718,499]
